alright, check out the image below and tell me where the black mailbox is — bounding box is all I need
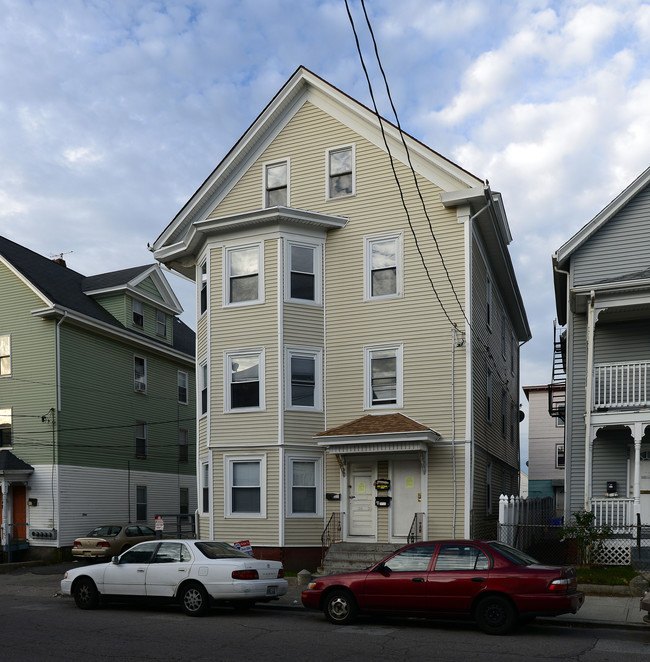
[374,479,391,491]
[607,481,617,495]
[375,496,392,507]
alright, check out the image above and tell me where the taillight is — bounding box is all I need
[548,578,570,592]
[96,541,110,548]
[277,569,285,578]
[232,569,259,580]
[73,542,81,548]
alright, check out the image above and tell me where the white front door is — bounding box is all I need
[391,459,422,539]
[348,463,375,537]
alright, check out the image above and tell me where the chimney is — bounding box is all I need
[53,258,67,267]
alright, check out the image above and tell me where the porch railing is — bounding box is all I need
[407,512,424,543]
[320,512,342,568]
[594,362,650,408]
[590,498,635,532]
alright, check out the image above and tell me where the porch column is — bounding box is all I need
[584,292,596,511]
[633,423,643,520]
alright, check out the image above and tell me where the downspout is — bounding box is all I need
[584,291,596,512]
[54,312,67,543]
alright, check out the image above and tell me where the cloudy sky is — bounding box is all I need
[3,0,650,466]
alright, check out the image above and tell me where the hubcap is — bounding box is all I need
[485,603,505,626]
[184,588,203,612]
[329,596,349,619]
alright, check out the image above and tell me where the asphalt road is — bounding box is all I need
[1,563,649,661]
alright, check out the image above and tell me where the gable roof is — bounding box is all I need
[553,166,650,324]
[0,235,194,358]
[152,65,483,265]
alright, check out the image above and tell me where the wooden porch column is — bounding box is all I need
[633,422,643,519]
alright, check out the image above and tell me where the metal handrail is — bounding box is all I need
[407,512,424,543]
[320,512,341,568]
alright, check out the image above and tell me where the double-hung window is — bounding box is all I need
[364,232,403,300]
[134,356,146,393]
[0,335,11,376]
[201,462,210,513]
[226,244,262,306]
[0,408,12,447]
[226,455,266,517]
[178,428,189,463]
[156,310,167,337]
[327,145,354,199]
[199,261,208,315]
[226,349,264,412]
[286,241,321,304]
[364,344,403,409]
[264,160,288,207]
[287,456,321,517]
[200,362,208,416]
[286,346,322,411]
[135,421,147,459]
[136,486,147,521]
[132,300,144,327]
[556,444,565,469]
[178,371,188,404]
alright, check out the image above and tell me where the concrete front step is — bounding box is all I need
[319,542,402,576]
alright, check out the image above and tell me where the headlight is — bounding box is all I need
[307,581,318,590]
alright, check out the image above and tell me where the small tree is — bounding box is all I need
[560,510,613,565]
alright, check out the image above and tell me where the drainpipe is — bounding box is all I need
[584,291,596,512]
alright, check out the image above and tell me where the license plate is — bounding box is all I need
[266,586,277,596]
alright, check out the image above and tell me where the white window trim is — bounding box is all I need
[224,454,267,518]
[178,370,188,405]
[285,345,323,412]
[199,361,208,418]
[223,243,264,307]
[284,239,322,305]
[364,343,404,410]
[326,144,356,200]
[134,356,147,393]
[132,299,144,327]
[201,461,211,514]
[263,158,290,208]
[363,231,404,301]
[224,347,266,413]
[286,453,323,518]
[0,334,11,377]
[555,444,565,469]
[156,309,167,337]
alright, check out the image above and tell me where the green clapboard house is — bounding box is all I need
[0,236,196,562]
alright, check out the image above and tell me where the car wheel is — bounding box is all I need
[475,595,517,635]
[324,589,358,625]
[73,578,100,610]
[179,582,210,617]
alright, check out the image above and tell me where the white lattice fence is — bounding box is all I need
[593,539,632,566]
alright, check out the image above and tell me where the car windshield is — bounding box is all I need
[194,542,253,559]
[87,526,121,538]
[487,541,541,566]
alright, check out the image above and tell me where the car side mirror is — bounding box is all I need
[111,556,120,565]
[373,562,390,575]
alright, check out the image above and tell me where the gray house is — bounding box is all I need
[553,166,650,561]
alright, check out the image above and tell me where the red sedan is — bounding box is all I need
[301,540,584,635]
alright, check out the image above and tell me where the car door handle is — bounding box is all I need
[412,577,425,583]
[137,569,145,573]
[471,577,485,582]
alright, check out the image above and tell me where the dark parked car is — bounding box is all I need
[301,540,584,635]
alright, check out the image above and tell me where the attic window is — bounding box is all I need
[264,160,288,207]
[327,145,354,199]
[132,300,144,327]
[156,310,167,337]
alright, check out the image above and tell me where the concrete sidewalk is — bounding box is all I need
[0,561,647,630]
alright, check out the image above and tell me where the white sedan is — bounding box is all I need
[61,540,288,616]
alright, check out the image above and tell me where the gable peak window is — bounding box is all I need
[265,160,288,207]
[327,145,354,199]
